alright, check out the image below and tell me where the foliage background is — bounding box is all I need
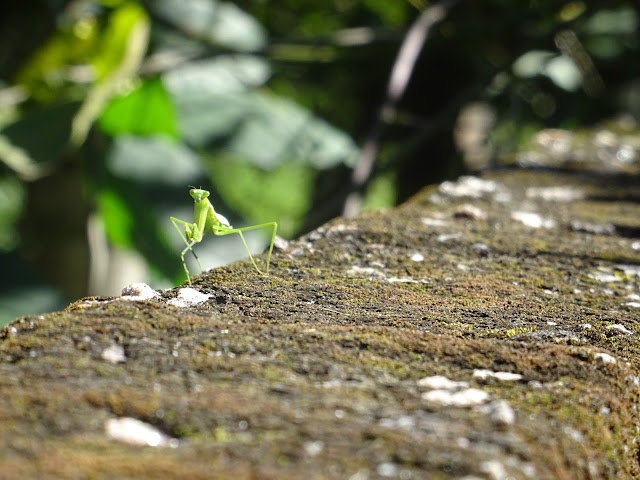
[0,0,638,326]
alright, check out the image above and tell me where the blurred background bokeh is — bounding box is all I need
[1,0,639,326]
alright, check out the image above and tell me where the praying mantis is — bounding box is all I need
[170,188,277,284]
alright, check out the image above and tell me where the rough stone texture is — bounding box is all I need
[2,126,640,479]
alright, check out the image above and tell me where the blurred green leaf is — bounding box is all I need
[582,6,638,35]
[106,135,204,185]
[512,50,582,92]
[71,5,150,147]
[98,187,135,248]
[93,2,150,78]
[0,102,79,178]
[99,77,178,137]
[166,59,358,169]
[207,157,314,238]
[361,172,397,211]
[151,0,267,51]
[0,175,25,251]
[164,55,271,95]
[98,183,181,279]
[226,91,359,170]
[163,55,271,143]
[13,19,99,102]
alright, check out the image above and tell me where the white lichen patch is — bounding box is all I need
[167,288,212,308]
[346,266,385,278]
[105,417,178,447]
[525,185,585,202]
[121,283,160,301]
[511,211,556,229]
[418,375,490,407]
[421,217,451,227]
[417,375,469,389]
[616,263,640,277]
[303,440,324,457]
[473,369,523,381]
[482,399,516,426]
[101,344,126,364]
[438,176,510,200]
[606,324,633,335]
[422,388,489,407]
[454,203,487,220]
[589,271,620,283]
[386,277,429,284]
[409,252,424,262]
[594,353,617,365]
[571,220,616,235]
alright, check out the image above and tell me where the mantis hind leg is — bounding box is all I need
[235,230,265,275]
[213,222,278,275]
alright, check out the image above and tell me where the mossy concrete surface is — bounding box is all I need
[3,163,640,477]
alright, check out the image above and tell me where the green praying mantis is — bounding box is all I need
[170,188,277,284]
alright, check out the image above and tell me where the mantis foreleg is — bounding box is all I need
[170,217,204,283]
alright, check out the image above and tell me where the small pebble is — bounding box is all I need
[607,324,633,334]
[101,344,126,364]
[594,353,616,365]
[121,283,160,301]
[485,400,515,427]
[410,252,424,262]
[417,375,468,389]
[473,370,522,381]
[511,211,556,229]
[168,288,212,307]
[422,388,489,407]
[105,417,178,447]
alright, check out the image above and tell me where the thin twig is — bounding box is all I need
[342,0,462,217]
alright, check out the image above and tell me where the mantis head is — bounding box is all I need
[189,188,210,202]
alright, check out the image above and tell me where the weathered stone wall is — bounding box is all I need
[2,124,640,479]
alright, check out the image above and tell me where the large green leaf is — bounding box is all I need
[0,102,79,178]
[164,56,358,170]
[105,135,205,185]
[226,91,359,170]
[97,182,182,279]
[163,55,270,144]
[207,157,314,238]
[150,0,267,52]
[99,77,178,138]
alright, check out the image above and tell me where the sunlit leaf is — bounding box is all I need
[99,77,178,137]
[226,91,359,170]
[206,157,315,238]
[13,19,99,102]
[164,55,271,95]
[512,50,556,78]
[512,50,582,91]
[106,135,205,185]
[581,6,638,35]
[71,5,150,146]
[544,55,582,92]
[92,2,150,78]
[151,0,267,51]
[165,56,359,170]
